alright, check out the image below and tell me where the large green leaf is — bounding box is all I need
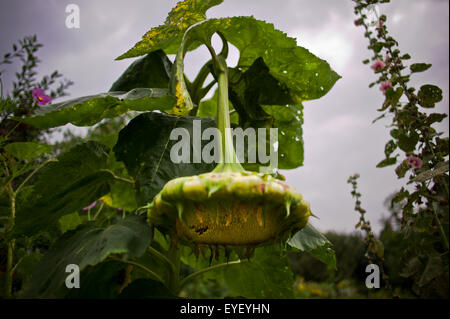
[17,88,176,129]
[222,245,294,298]
[4,142,52,160]
[117,0,223,59]
[21,215,152,298]
[14,141,113,236]
[113,112,216,205]
[66,261,127,299]
[287,223,337,270]
[110,50,172,91]
[121,16,340,102]
[118,279,177,299]
[227,57,304,169]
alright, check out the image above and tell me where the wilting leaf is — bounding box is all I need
[117,0,223,59]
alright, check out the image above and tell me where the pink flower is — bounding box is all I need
[371,59,386,72]
[82,201,97,210]
[32,87,52,106]
[376,20,384,30]
[407,155,422,169]
[380,81,393,94]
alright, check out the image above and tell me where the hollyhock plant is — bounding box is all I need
[371,59,386,72]
[407,155,423,169]
[32,87,52,106]
[380,80,393,94]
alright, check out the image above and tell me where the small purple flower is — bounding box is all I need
[82,201,97,210]
[407,155,422,169]
[380,81,393,94]
[32,87,52,106]
[371,59,386,72]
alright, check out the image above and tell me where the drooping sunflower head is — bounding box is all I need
[147,171,310,249]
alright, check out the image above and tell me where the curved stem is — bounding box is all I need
[110,257,164,284]
[179,260,245,290]
[148,245,176,273]
[205,42,244,173]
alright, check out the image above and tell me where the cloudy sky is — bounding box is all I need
[0,0,448,234]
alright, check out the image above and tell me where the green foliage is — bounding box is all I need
[288,224,337,270]
[114,112,216,205]
[14,141,113,236]
[118,278,177,299]
[4,142,52,160]
[0,35,73,142]
[222,245,295,298]
[417,84,443,108]
[1,0,341,299]
[21,215,152,298]
[110,50,171,91]
[16,88,176,129]
[353,0,449,298]
[410,63,431,73]
[117,0,223,59]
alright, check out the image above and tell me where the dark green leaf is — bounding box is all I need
[14,142,113,236]
[376,156,397,168]
[391,188,409,206]
[418,255,444,287]
[397,131,419,152]
[67,261,127,299]
[410,63,431,73]
[384,140,397,158]
[118,279,176,299]
[18,88,176,129]
[380,87,403,110]
[110,50,171,91]
[418,84,443,108]
[287,224,336,270]
[395,159,410,178]
[114,112,216,205]
[227,58,304,169]
[21,215,152,298]
[426,113,447,125]
[223,245,294,298]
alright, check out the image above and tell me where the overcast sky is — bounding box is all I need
[0,0,448,234]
